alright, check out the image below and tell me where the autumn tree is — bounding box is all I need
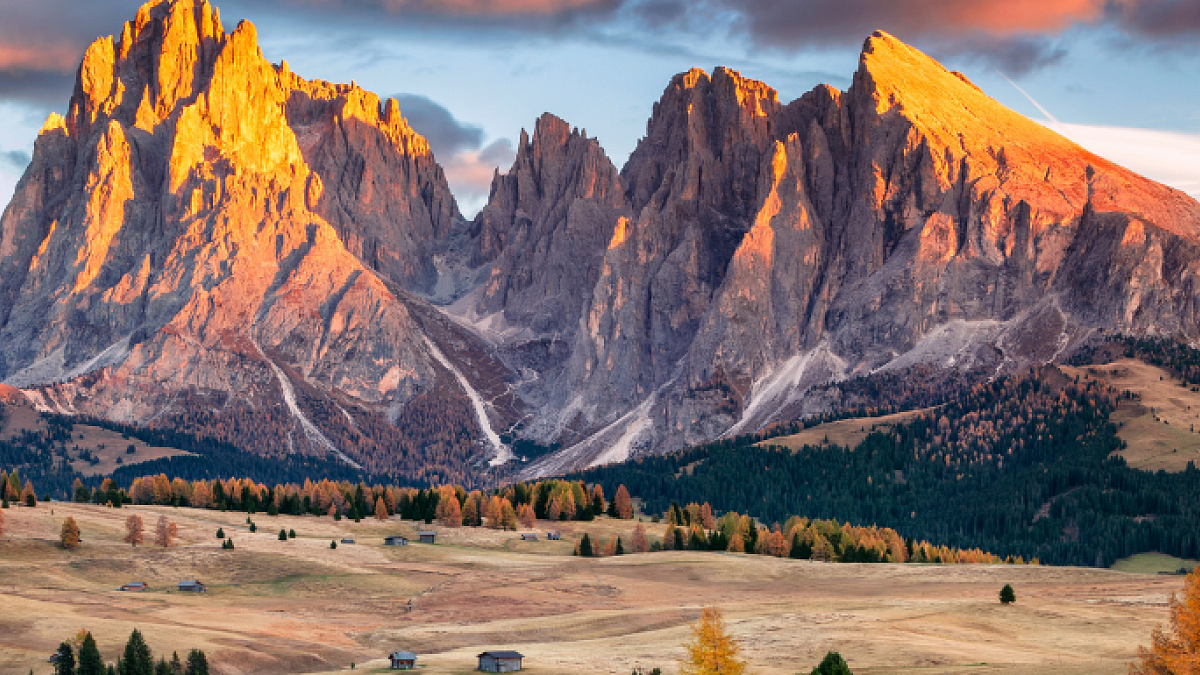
[613,485,634,519]
[632,522,649,553]
[375,496,389,521]
[0,507,5,539]
[517,504,536,530]
[1131,566,1200,674]
[439,496,462,527]
[21,479,36,507]
[680,607,746,675]
[125,515,144,547]
[153,515,177,548]
[60,517,81,550]
[499,500,518,531]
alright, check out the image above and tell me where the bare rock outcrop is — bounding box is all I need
[0,0,507,479]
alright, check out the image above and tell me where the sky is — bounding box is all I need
[0,0,1198,217]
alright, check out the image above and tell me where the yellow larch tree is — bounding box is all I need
[1131,566,1200,674]
[680,606,747,675]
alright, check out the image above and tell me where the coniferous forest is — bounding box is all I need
[575,362,1200,567]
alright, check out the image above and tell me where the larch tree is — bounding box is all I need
[680,607,747,675]
[613,485,634,519]
[60,517,81,550]
[440,496,462,527]
[153,515,177,548]
[632,522,649,553]
[21,479,36,507]
[0,507,5,539]
[374,496,389,521]
[1131,565,1200,674]
[517,504,536,529]
[499,500,518,531]
[124,515,144,547]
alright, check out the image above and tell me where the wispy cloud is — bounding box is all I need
[1044,121,1200,199]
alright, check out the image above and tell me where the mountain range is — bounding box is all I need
[3,0,1199,483]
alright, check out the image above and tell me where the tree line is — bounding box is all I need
[50,629,207,675]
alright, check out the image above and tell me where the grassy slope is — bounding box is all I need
[1062,358,1200,471]
[1112,552,1198,574]
[1,397,191,476]
[0,502,1185,675]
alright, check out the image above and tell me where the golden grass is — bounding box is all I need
[1062,358,1200,471]
[0,502,1183,675]
[757,408,932,451]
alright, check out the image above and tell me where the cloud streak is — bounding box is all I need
[1045,121,1200,199]
[391,93,514,216]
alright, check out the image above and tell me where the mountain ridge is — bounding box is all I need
[3,4,1200,483]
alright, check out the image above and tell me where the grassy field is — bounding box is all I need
[0,502,1185,675]
[757,408,931,451]
[1112,552,1198,575]
[1062,358,1200,471]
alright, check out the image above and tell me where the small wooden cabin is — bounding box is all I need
[520,533,537,541]
[546,531,562,540]
[389,651,417,669]
[178,580,207,593]
[418,531,437,544]
[340,537,356,544]
[120,581,148,592]
[477,651,524,672]
[384,536,409,546]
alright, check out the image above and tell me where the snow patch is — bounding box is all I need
[422,335,511,466]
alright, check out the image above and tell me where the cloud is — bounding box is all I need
[1044,121,1200,199]
[389,93,514,216]
[0,149,31,173]
[392,93,485,157]
[1109,0,1200,39]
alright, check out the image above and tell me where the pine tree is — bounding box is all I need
[78,633,103,675]
[215,527,224,539]
[154,658,171,675]
[1132,566,1200,673]
[615,537,625,555]
[54,641,76,675]
[125,515,144,547]
[288,529,296,538]
[680,607,746,675]
[279,529,288,541]
[61,517,81,550]
[579,533,593,557]
[170,652,182,675]
[184,650,208,675]
[810,651,852,675]
[330,540,338,549]
[119,629,153,675]
[999,584,1016,605]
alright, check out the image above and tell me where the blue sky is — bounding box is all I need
[1,0,1198,216]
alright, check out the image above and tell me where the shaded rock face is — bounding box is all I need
[0,0,506,477]
[498,34,1200,475]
